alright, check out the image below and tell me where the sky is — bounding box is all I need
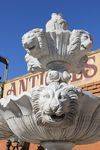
[0,0,100,80]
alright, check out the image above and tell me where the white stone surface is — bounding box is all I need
[42,142,74,150]
[0,76,100,146]
[22,13,92,74]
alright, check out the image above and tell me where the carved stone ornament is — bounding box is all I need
[22,13,92,74]
[0,13,100,150]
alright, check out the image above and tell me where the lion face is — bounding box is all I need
[80,32,92,51]
[22,31,38,51]
[31,83,79,127]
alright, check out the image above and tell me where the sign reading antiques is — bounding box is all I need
[3,51,100,97]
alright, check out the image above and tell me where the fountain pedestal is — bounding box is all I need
[42,142,74,150]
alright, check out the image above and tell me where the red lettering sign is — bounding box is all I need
[5,56,98,96]
[71,56,97,82]
[7,82,16,95]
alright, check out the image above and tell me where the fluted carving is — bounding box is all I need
[22,13,92,74]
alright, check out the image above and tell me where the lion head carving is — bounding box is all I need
[31,83,79,127]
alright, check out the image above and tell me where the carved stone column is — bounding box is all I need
[42,142,73,150]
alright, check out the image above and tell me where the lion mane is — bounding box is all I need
[31,84,79,127]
